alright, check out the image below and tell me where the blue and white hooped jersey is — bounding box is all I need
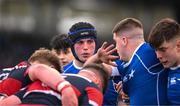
[116,42,168,105]
[63,60,82,74]
[168,66,180,105]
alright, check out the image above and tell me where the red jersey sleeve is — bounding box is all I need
[85,87,103,106]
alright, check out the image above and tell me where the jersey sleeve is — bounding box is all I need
[113,59,126,76]
[14,87,27,101]
[0,78,23,96]
[0,66,32,96]
[8,67,32,87]
[0,69,11,81]
[84,87,103,106]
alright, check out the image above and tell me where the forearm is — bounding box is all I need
[28,64,78,106]
[28,64,65,90]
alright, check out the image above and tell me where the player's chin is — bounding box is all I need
[81,57,89,62]
[162,62,170,68]
[61,62,68,66]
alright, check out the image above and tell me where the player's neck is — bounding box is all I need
[79,70,102,90]
[74,59,84,67]
[128,41,144,61]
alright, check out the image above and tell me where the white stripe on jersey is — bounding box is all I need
[89,100,98,106]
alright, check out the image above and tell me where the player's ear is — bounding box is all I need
[95,78,103,90]
[176,39,180,52]
[122,36,128,46]
[49,64,55,69]
[94,77,99,84]
[93,77,100,86]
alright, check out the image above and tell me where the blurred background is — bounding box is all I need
[0,0,180,68]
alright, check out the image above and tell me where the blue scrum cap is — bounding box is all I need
[67,22,97,63]
[68,22,97,45]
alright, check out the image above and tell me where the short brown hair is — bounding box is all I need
[28,48,61,72]
[82,63,109,94]
[148,18,180,49]
[112,18,143,33]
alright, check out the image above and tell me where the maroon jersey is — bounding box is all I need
[0,61,31,96]
[15,74,103,106]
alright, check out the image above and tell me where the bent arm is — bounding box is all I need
[28,64,65,90]
[28,64,78,106]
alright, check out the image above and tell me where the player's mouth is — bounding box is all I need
[161,60,168,66]
[82,53,90,58]
[61,61,68,65]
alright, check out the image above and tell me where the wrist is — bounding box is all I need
[56,80,71,94]
[94,54,102,63]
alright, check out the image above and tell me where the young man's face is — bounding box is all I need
[74,38,96,62]
[52,48,74,66]
[155,41,180,68]
[113,33,127,61]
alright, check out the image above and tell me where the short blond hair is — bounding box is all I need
[28,48,61,72]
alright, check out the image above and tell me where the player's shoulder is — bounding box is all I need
[63,61,73,70]
[14,61,30,69]
[136,43,160,67]
[63,61,81,74]
[3,61,29,70]
[0,61,30,80]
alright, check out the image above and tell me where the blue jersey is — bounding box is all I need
[63,61,82,74]
[117,42,168,105]
[103,77,119,105]
[103,59,124,106]
[168,66,180,105]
